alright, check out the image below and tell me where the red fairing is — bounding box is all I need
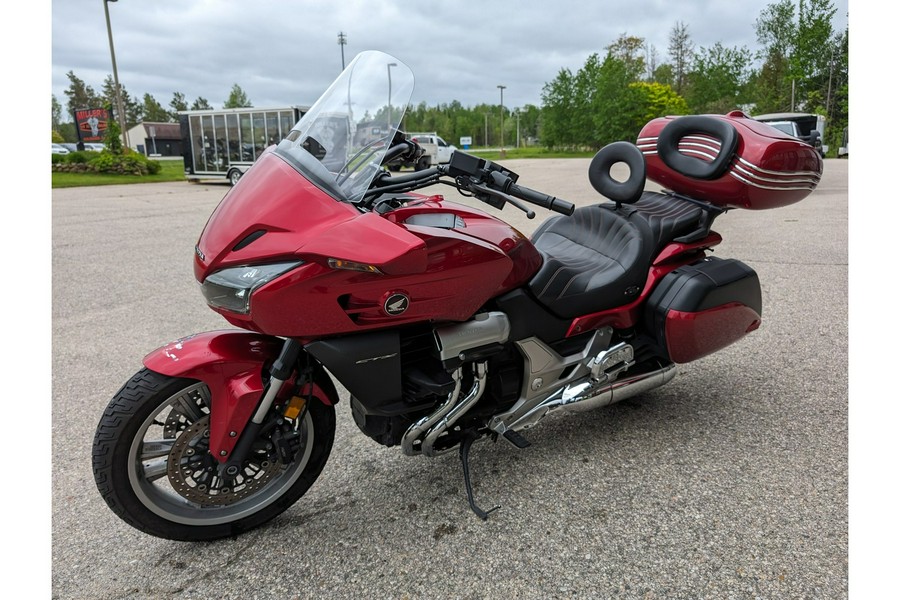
[637,112,823,210]
[142,330,338,461]
[665,303,761,364]
[195,154,542,337]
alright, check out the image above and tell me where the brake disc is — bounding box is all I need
[166,416,282,506]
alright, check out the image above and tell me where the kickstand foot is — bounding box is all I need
[459,433,500,521]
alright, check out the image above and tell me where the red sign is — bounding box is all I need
[75,107,110,142]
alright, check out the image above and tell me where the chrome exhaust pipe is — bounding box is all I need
[401,368,462,456]
[422,362,487,457]
[501,362,677,433]
[560,362,677,413]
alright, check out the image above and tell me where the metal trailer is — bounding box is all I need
[178,106,309,185]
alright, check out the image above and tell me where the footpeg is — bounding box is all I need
[502,429,531,449]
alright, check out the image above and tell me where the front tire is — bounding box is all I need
[92,368,335,541]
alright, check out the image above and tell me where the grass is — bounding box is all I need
[50,148,594,188]
[51,159,186,188]
[464,147,596,161]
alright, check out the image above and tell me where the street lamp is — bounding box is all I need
[497,85,506,149]
[103,0,130,148]
[387,62,397,128]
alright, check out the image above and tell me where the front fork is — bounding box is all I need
[143,331,336,466]
[222,339,304,472]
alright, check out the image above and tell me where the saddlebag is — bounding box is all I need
[644,257,762,363]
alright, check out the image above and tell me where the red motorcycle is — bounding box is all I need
[92,51,822,541]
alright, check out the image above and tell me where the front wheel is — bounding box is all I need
[92,368,335,541]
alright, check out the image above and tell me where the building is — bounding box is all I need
[125,122,183,157]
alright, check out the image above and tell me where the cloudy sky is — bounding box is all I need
[50,0,849,115]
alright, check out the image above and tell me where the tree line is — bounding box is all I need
[52,0,848,155]
[539,0,847,152]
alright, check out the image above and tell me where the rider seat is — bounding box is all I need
[528,192,707,319]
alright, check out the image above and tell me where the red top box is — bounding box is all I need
[636,111,823,210]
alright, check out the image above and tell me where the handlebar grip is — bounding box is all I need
[509,183,576,216]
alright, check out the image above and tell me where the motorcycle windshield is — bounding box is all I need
[275,51,414,205]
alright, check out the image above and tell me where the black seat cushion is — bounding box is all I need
[528,192,705,319]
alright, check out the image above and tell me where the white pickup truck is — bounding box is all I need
[754,113,826,157]
[390,132,457,170]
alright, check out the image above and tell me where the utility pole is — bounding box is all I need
[337,32,347,70]
[103,0,130,148]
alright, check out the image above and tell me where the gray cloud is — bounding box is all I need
[51,0,849,112]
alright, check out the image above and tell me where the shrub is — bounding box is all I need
[51,148,162,176]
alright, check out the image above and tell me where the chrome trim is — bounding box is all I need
[733,155,821,179]
[727,170,818,191]
[730,162,820,186]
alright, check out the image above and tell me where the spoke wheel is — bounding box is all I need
[93,368,335,541]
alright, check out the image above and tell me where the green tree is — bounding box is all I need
[105,104,124,155]
[668,22,694,95]
[63,71,100,117]
[191,97,213,110]
[141,93,170,122]
[606,34,646,81]
[224,84,252,108]
[101,75,141,128]
[793,0,838,106]
[52,95,62,131]
[169,92,189,118]
[592,57,645,146]
[686,42,753,113]
[540,67,578,149]
[753,0,839,113]
[628,82,690,130]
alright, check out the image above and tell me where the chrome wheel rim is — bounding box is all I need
[126,382,314,526]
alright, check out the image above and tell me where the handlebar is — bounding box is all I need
[508,183,575,216]
[365,150,577,218]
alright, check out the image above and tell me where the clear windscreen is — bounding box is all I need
[275,51,414,204]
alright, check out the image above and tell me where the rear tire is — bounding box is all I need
[415,156,431,171]
[92,368,335,541]
[228,169,242,186]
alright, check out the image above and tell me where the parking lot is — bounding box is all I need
[51,158,848,599]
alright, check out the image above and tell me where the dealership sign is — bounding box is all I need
[75,107,110,142]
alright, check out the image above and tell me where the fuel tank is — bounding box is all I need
[193,153,542,338]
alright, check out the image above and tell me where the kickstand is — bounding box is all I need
[459,433,500,521]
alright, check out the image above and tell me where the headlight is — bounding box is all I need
[200,261,302,314]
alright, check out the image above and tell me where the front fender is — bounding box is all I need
[143,330,336,461]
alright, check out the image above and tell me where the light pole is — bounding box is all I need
[103,0,130,148]
[497,85,506,149]
[387,62,397,128]
[337,32,347,70]
[515,109,520,149]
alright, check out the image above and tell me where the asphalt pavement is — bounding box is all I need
[50,158,848,599]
